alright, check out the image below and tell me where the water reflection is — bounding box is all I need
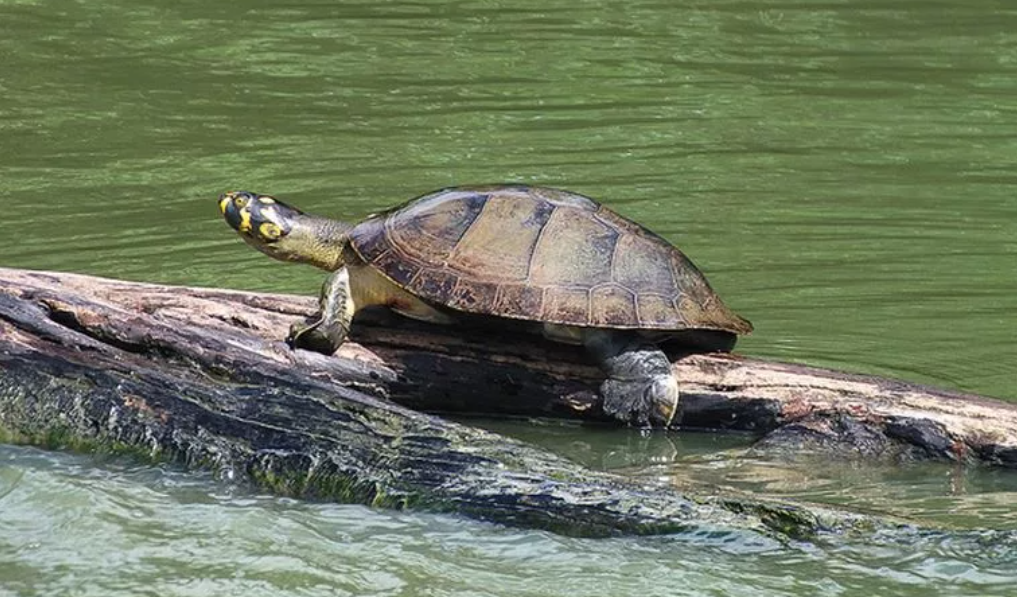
[478,420,1017,531]
[2,445,1016,597]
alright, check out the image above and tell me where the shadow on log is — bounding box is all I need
[1,268,1015,539]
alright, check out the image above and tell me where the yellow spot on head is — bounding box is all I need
[259,196,276,204]
[259,222,282,240]
[218,196,230,215]
[238,207,253,233]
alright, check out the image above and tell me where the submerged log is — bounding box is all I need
[0,268,1014,538]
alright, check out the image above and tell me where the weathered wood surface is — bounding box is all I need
[0,267,1014,537]
[0,267,876,540]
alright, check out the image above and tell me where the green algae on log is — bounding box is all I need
[0,268,1015,538]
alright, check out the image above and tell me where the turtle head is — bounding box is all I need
[218,191,350,271]
[219,191,298,244]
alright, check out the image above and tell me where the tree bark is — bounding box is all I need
[0,268,1014,538]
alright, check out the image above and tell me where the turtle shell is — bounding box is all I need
[347,185,752,334]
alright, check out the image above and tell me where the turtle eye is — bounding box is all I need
[259,222,283,241]
[234,196,249,209]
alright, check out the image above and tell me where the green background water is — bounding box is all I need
[1,0,1015,595]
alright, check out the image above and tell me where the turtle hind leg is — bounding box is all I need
[288,267,354,354]
[583,330,680,428]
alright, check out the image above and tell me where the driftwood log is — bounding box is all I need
[1,268,1015,538]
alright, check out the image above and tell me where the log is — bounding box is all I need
[0,268,1013,538]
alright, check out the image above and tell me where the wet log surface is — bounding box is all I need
[1,267,1015,538]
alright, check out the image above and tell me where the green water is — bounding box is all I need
[1,0,1015,595]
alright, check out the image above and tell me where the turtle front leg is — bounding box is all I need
[583,330,680,428]
[288,267,355,354]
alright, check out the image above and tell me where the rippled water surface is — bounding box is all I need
[1,0,1016,595]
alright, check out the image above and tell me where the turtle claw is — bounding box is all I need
[600,373,680,428]
[287,318,345,355]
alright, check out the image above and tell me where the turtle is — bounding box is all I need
[218,185,752,427]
